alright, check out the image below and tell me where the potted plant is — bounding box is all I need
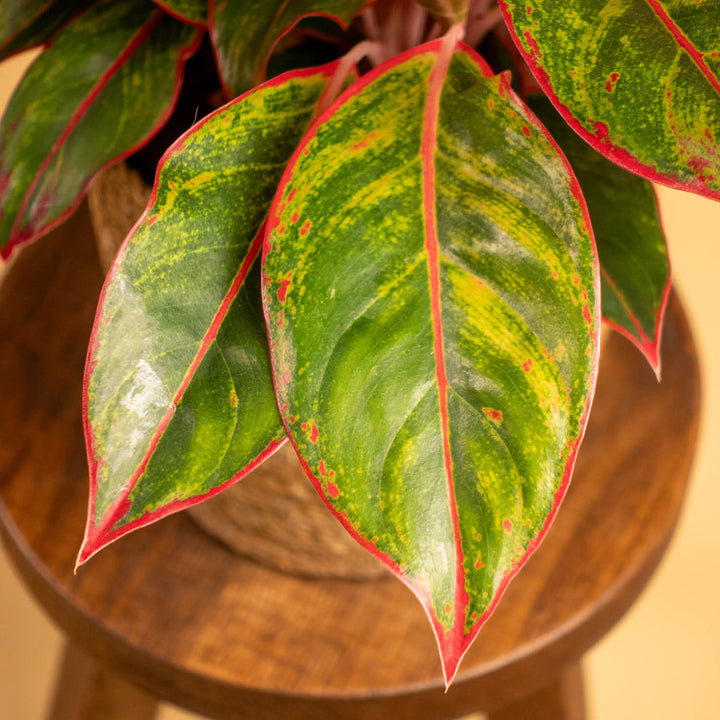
[0,0,712,687]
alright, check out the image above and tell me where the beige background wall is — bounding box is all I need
[1,48,719,719]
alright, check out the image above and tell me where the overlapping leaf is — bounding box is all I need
[209,0,370,97]
[0,0,201,257]
[0,0,96,60]
[529,96,670,375]
[152,0,206,26]
[79,62,341,565]
[263,38,599,683]
[499,0,720,200]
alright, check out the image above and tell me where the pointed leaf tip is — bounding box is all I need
[263,41,599,680]
[81,63,339,558]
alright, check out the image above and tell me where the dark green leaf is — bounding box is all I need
[0,0,202,257]
[209,0,370,96]
[0,0,96,60]
[152,0,206,26]
[529,95,670,375]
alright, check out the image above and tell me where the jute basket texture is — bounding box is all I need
[86,162,387,580]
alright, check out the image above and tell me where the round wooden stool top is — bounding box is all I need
[0,205,700,720]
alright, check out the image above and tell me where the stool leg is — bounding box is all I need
[48,641,159,720]
[486,661,586,720]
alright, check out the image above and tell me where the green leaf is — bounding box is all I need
[0,0,96,60]
[529,95,670,376]
[262,38,599,683]
[0,0,202,257]
[499,0,720,200]
[79,61,341,566]
[209,0,370,97]
[417,0,469,25]
[152,0,206,26]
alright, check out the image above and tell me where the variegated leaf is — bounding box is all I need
[79,62,341,565]
[209,0,370,96]
[0,0,201,257]
[499,0,720,200]
[262,37,599,683]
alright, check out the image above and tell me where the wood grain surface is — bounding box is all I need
[0,203,700,719]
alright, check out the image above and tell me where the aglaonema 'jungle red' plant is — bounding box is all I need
[1,0,714,684]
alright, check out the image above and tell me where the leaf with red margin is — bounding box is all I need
[152,0,206,26]
[262,36,599,684]
[209,0,371,97]
[0,0,95,61]
[528,95,670,377]
[499,0,720,201]
[0,0,202,258]
[78,61,342,566]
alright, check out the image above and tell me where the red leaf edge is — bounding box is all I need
[261,37,601,686]
[207,0,376,99]
[77,60,343,568]
[601,189,671,380]
[0,0,54,57]
[497,1,720,203]
[151,0,208,28]
[1,11,203,259]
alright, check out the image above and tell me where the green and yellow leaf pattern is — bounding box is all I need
[79,62,340,564]
[500,0,720,199]
[263,37,599,683]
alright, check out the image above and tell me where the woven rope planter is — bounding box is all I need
[87,163,386,580]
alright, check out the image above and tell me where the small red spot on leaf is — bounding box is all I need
[278,278,292,303]
[310,424,319,443]
[287,188,296,203]
[319,460,326,476]
[300,220,311,236]
[583,303,592,325]
[147,214,159,227]
[522,359,532,372]
[290,211,299,223]
[474,552,484,570]
[482,407,503,424]
[522,125,531,137]
[327,481,340,499]
[230,390,237,407]
[503,519,512,533]
[301,422,308,430]
[605,72,620,92]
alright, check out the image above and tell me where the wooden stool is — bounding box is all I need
[0,204,700,720]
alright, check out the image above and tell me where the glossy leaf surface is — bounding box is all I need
[529,96,670,375]
[209,0,369,96]
[152,0,206,25]
[500,0,720,200]
[0,0,201,257]
[0,0,95,60]
[79,63,340,565]
[263,39,599,683]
